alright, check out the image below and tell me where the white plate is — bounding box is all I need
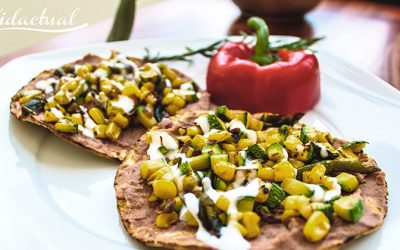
[1,37,399,250]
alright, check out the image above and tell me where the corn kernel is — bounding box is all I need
[303,211,330,242]
[216,196,230,212]
[112,113,129,128]
[152,179,177,199]
[280,209,299,221]
[122,82,140,97]
[54,90,71,105]
[163,87,173,95]
[237,139,254,150]
[94,124,107,139]
[44,110,59,122]
[70,113,83,125]
[163,68,177,81]
[258,167,274,181]
[139,86,150,101]
[181,211,198,226]
[172,96,186,108]
[166,104,180,115]
[145,93,157,106]
[183,176,197,192]
[89,107,106,125]
[155,212,178,228]
[105,122,121,141]
[208,131,232,143]
[212,161,236,182]
[162,93,175,105]
[241,212,261,239]
[142,81,155,91]
[249,118,264,131]
[273,161,296,182]
[171,77,183,88]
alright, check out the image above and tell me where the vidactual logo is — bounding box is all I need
[0,8,88,33]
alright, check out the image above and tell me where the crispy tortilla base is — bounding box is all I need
[10,55,210,161]
[115,110,388,250]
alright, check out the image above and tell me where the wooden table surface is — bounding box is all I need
[1,0,400,89]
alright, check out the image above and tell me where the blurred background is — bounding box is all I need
[0,0,161,56]
[0,0,399,87]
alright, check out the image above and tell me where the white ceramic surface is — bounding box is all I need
[0,37,399,250]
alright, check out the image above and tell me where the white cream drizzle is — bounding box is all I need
[93,68,109,78]
[324,178,342,201]
[183,177,259,250]
[50,107,63,119]
[281,147,289,162]
[35,78,57,94]
[147,62,162,76]
[111,95,135,114]
[171,164,184,194]
[307,177,341,202]
[180,82,195,91]
[232,170,247,188]
[237,156,261,170]
[194,115,219,138]
[147,131,179,160]
[229,119,257,144]
[79,106,96,138]
[105,54,141,80]
[296,144,305,153]
[173,82,197,96]
[317,143,329,158]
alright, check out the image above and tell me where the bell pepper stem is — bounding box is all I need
[247,17,274,66]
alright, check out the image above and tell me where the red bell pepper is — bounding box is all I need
[206,17,320,115]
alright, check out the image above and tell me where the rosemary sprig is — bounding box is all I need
[143,39,228,63]
[269,37,324,52]
[143,37,323,63]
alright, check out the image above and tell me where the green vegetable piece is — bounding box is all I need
[281,178,314,197]
[333,196,364,223]
[267,143,286,161]
[140,69,159,81]
[140,158,167,180]
[237,112,251,128]
[261,112,304,128]
[215,105,235,122]
[326,195,341,204]
[158,146,169,155]
[312,203,334,221]
[202,144,223,155]
[296,159,380,179]
[342,141,368,153]
[247,144,267,159]
[178,161,193,176]
[265,183,285,208]
[289,158,305,169]
[210,154,229,168]
[212,175,227,191]
[54,118,78,133]
[279,125,289,139]
[195,171,209,181]
[300,124,316,143]
[191,134,207,149]
[22,99,45,115]
[237,196,255,212]
[199,194,223,235]
[188,154,211,171]
[207,114,226,130]
[237,151,246,166]
[336,172,359,192]
[310,142,340,162]
[154,105,168,122]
